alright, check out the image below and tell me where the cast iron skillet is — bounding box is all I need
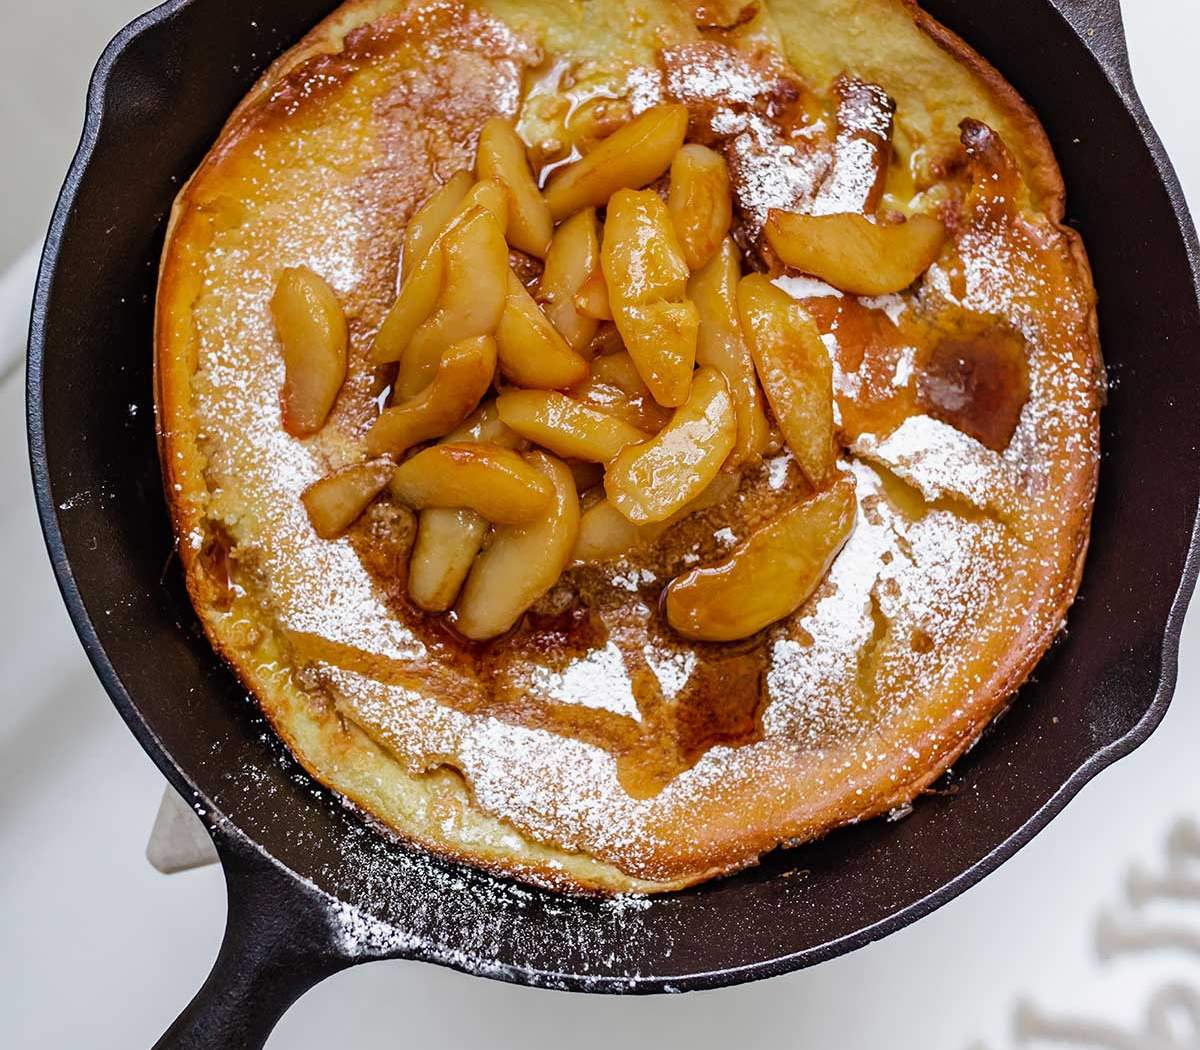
[26,0,1200,1046]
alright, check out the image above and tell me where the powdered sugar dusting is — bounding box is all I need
[774,274,844,300]
[530,641,642,719]
[853,415,1023,518]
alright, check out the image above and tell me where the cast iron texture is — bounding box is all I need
[25,0,1200,1047]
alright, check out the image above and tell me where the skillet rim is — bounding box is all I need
[25,0,1200,994]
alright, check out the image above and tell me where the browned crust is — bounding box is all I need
[903,0,1066,219]
[154,0,1101,893]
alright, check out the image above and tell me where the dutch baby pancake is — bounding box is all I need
[156,0,1102,892]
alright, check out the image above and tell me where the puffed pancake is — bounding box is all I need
[156,0,1102,893]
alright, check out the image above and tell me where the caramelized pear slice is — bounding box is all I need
[496,389,649,462]
[365,336,496,457]
[621,300,699,407]
[407,402,525,613]
[573,498,655,565]
[689,238,770,465]
[605,367,736,524]
[737,274,835,486]
[390,443,552,524]
[602,188,690,302]
[443,399,524,448]
[543,103,688,221]
[589,350,658,399]
[408,508,490,612]
[395,208,509,396]
[270,266,348,437]
[375,193,508,369]
[570,350,673,432]
[573,271,612,321]
[402,170,472,281]
[455,453,580,640]
[496,270,590,389]
[476,118,553,258]
[602,188,697,406]
[666,475,857,641]
[459,179,510,232]
[764,210,947,296]
[572,471,738,564]
[301,460,394,539]
[538,209,601,352]
[371,247,444,365]
[667,144,733,271]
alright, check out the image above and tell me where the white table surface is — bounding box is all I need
[2,2,1199,1047]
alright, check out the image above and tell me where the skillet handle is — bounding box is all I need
[1048,0,1134,85]
[153,830,353,1050]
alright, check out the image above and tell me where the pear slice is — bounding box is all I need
[395,207,509,396]
[364,335,496,457]
[496,389,649,462]
[401,170,472,282]
[572,271,612,322]
[301,460,395,539]
[406,401,525,613]
[496,270,590,389]
[371,245,444,365]
[601,187,690,301]
[538,209,602,352]
[543,103,688,221]
[666,474,857,641]
[572,471,739,564]
[764,210,946,296]
[689,238,770,465]
[443,399,524,448]
[408,508,490,613]
[667,144,733,271]
[605,366,736,524]
[270,266,348,437]
[454,452,580,640]
[390,443,552,524]
[573,498,654,565]
[620,300,699,408]
[737,274,835,486]
[569,351,673,433]
[601,188,698,406]
[476,118,553,258]
[374,190,508,369]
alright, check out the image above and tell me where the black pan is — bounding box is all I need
[26,0,1200,1047]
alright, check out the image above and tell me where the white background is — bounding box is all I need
[2,1,1198,1047]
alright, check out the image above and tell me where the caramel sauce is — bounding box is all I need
[917,321,1030,452]
[289,606,767,802]
[802,294,1030,455]
[802,294,918,443]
